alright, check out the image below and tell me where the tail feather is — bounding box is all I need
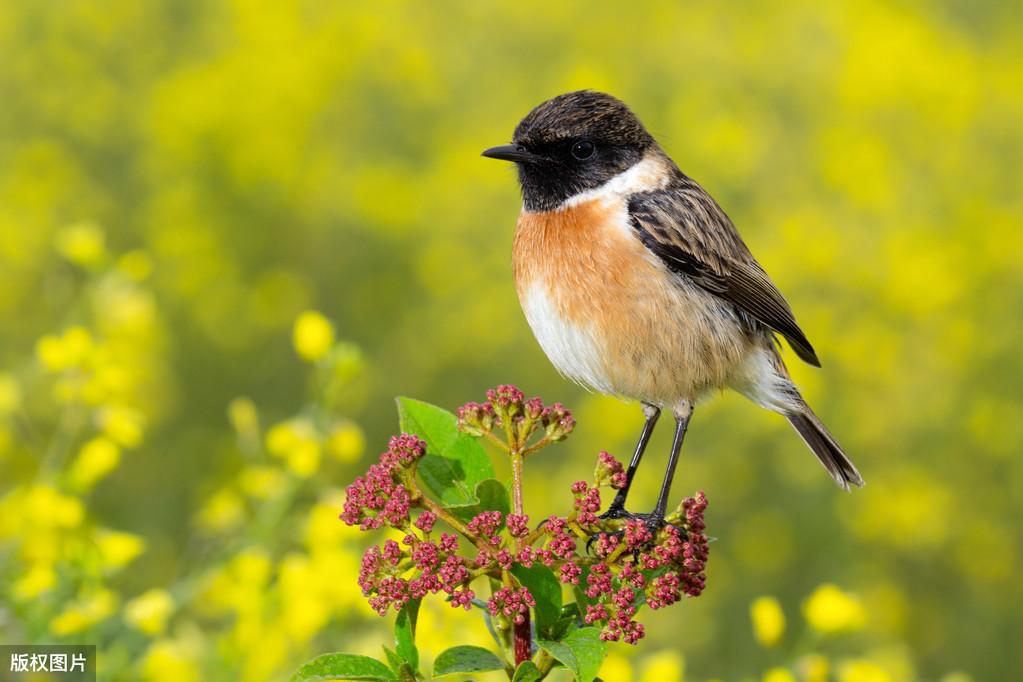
[786,408,864,491]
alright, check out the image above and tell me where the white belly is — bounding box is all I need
[520,282,616,395]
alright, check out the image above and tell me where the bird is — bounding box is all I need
[482,90,863,528]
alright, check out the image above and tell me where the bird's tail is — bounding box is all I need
[750,347,865,491]
[786,406,864,491]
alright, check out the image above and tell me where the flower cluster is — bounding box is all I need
[340,385,710,651]
[339,434,426,530]
[537,477,710,644]
[595,451,628,489]
[457,384,575,445]
[488,585,535,625]
[356,527,476,615]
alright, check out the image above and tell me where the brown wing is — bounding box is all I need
[628,172,821,367]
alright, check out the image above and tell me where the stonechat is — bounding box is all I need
[482,90,863,527]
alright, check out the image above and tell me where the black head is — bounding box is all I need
[482,90,655,211]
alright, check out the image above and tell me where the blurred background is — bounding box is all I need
[1,1,1020,680]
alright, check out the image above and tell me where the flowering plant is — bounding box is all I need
[292,385,709,682]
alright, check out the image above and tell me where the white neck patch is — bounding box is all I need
[557,152,670,210]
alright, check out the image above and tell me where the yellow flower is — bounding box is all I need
[95,528,146,570]
[195,488,246,532]
[837,660,893,682]
[640,650,684,682]
[228,396,260,437]
[238,465,285,499]
[0,373,22,415]
[55,221,106,267]
[69,436,121,489]
[599,653,634,682]
[798,654,830,682]
[35,327,94,373]
[763,668,797,682]
[125,589,176,635]
[266,417,321,477]
[278,553,330,640]
[750,596,785,647]
[97,406,145,448]
[327,420,365,462]
[12,563,57,600]
[292,310,335,362]
[49,589,118,636]
[233,547,273,587]
[142,638,200,682]
[304,496,348,549]
[803,584,866,634]
[117,250,153,281]
[287,443,320,476]
[23,485,84,529]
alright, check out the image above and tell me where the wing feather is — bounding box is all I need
[628,169,821,367]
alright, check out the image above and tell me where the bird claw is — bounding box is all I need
[585,511,685,556]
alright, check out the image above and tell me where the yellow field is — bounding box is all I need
[1,1,1020,680]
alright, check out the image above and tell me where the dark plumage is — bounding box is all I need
[510,91,654,211]
[628,167,821,367]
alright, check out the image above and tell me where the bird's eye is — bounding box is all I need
[571,140,595,160]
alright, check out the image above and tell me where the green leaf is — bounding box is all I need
[381,647,402,673]
[394,598,420,671]
[447,478,510,522]
[396,397,494,505]
[432,646,506,676]
[538,627,606,682]
[291,653,396,681]
[511,563,562,638]
[512,660,544,682]
[468,596,504,650]
[552,602,581,640]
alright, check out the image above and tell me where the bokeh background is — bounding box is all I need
[1,1,1021,680]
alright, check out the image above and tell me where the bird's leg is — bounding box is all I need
[643,403,693,532]
[599,403,661,520]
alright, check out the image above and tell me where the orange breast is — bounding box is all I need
[512,197,753,404]
[513,197,646,318]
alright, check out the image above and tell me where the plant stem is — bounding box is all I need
[419,495,486,548]
[536,650,556,677]
[513,615,531,666]
[510,450,524,521]
[508,445,531,665]
[520,436,550,458]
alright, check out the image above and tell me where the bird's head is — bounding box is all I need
[482,90,655,212]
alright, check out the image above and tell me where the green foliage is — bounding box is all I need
[394,599,421,672]
[432,646,507,677]
[510,564,563,640]
[446,478,511,523]
[537,628,606,682]
[511,661,544,682]
[291,653,396,681]
[397,397,494,506]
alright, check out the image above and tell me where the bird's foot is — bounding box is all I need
[585,510,683,556]
[596,502,632,522]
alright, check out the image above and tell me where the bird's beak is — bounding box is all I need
[481,143,543,164]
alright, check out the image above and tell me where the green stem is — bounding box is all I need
[519,436,550,459]
[507,442,532,666]
[419,495,487,550]
[535,650,556,678]
[510,450,524,520]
